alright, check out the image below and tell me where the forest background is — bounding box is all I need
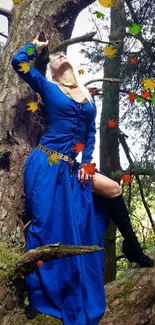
[0,0,155,281]
[0,0,155,324]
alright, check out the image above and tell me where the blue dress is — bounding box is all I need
[11,44,111,325]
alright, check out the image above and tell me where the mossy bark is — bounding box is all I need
[99,255,155,324]
[0,244,154,325]
[100,0,126,284]
[9,314,62,325]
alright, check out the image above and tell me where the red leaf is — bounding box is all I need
[128,92,136,102]
[73,142,85,153]
[88,88,98,94]
[83,162,97,176]
[120,174,132,185]
[129,58,136,64]
[36,260,44,267]
[108,119,117,128]
[141,90,151,99]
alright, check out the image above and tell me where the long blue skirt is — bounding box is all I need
[24,147,110,325]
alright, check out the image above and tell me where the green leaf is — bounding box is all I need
[128,23,142,35]
[93,11,105,19]
[26,47,35,56]
[150,92,155,104]
[135,96,145,103]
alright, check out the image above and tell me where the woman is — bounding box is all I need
[11,35,154,324]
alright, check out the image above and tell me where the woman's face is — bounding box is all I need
[51,53,73,76]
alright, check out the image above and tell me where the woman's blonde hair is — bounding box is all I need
[45,52,93,103]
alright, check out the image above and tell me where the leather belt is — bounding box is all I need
[37,143,75,167]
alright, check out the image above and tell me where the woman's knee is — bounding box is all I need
[108,181,122,198]
[91,174,122,198]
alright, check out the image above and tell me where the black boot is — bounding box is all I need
[107,194,154,267]
[25,305,39,319]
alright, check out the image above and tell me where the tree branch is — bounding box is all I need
[118,131,155,234]
[84,78,123,86]
[51,32,122,52]
[124,0,139,23]
[11,243,103,282]
[134,176,155,234]
[51,32,97,52]
[131,213,146,244]
[0,8,11,19]
[0,7,12,31]
[87,87,153,100]
[0,32,7,39]
[120,89,152,104]
[92,38,121,46]
[124,0,152,56]
[110,168,155,180]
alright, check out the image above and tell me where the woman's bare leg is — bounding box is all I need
[90,173,121,198]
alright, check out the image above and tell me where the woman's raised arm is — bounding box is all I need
[11,36,49,98]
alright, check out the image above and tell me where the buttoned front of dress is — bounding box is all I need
[37,81,97,162]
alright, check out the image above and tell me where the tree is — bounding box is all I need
[0,0,95,244]
[0,1,154,323]
[78,0,155,283]
[100,0,126,284]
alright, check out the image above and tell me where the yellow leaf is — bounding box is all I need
[18,62,30,74]
[140,78,155,91]
[12,0,23,5]
[26,102,38,113]
[47,153,59,166]
[98,0,115,8]
[104,45,117,58]
[78,69,85,75]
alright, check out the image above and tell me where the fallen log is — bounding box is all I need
[99,264,155,325]
[11,243,103,282]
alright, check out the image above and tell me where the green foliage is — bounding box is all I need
[0,243,22,282]
[108,278,134,306]
[93,11,105,19]
[128,23,142,35]
[116,173,155,279]
[83,1,155,281]
[135,95,145,103]
[10,314,62,325]
[81,0,155,166]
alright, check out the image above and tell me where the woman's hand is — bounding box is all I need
[32,35,49,50]
[78,168,91,184]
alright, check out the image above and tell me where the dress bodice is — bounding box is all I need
[11,43,97,164]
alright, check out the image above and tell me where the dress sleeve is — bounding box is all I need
[11,43,47,98]
[81,97,97,164]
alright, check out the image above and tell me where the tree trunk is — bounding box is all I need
[0,0,95,244]
[100,0,126,284]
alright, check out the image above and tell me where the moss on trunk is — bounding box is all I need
[10,314,62,325]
